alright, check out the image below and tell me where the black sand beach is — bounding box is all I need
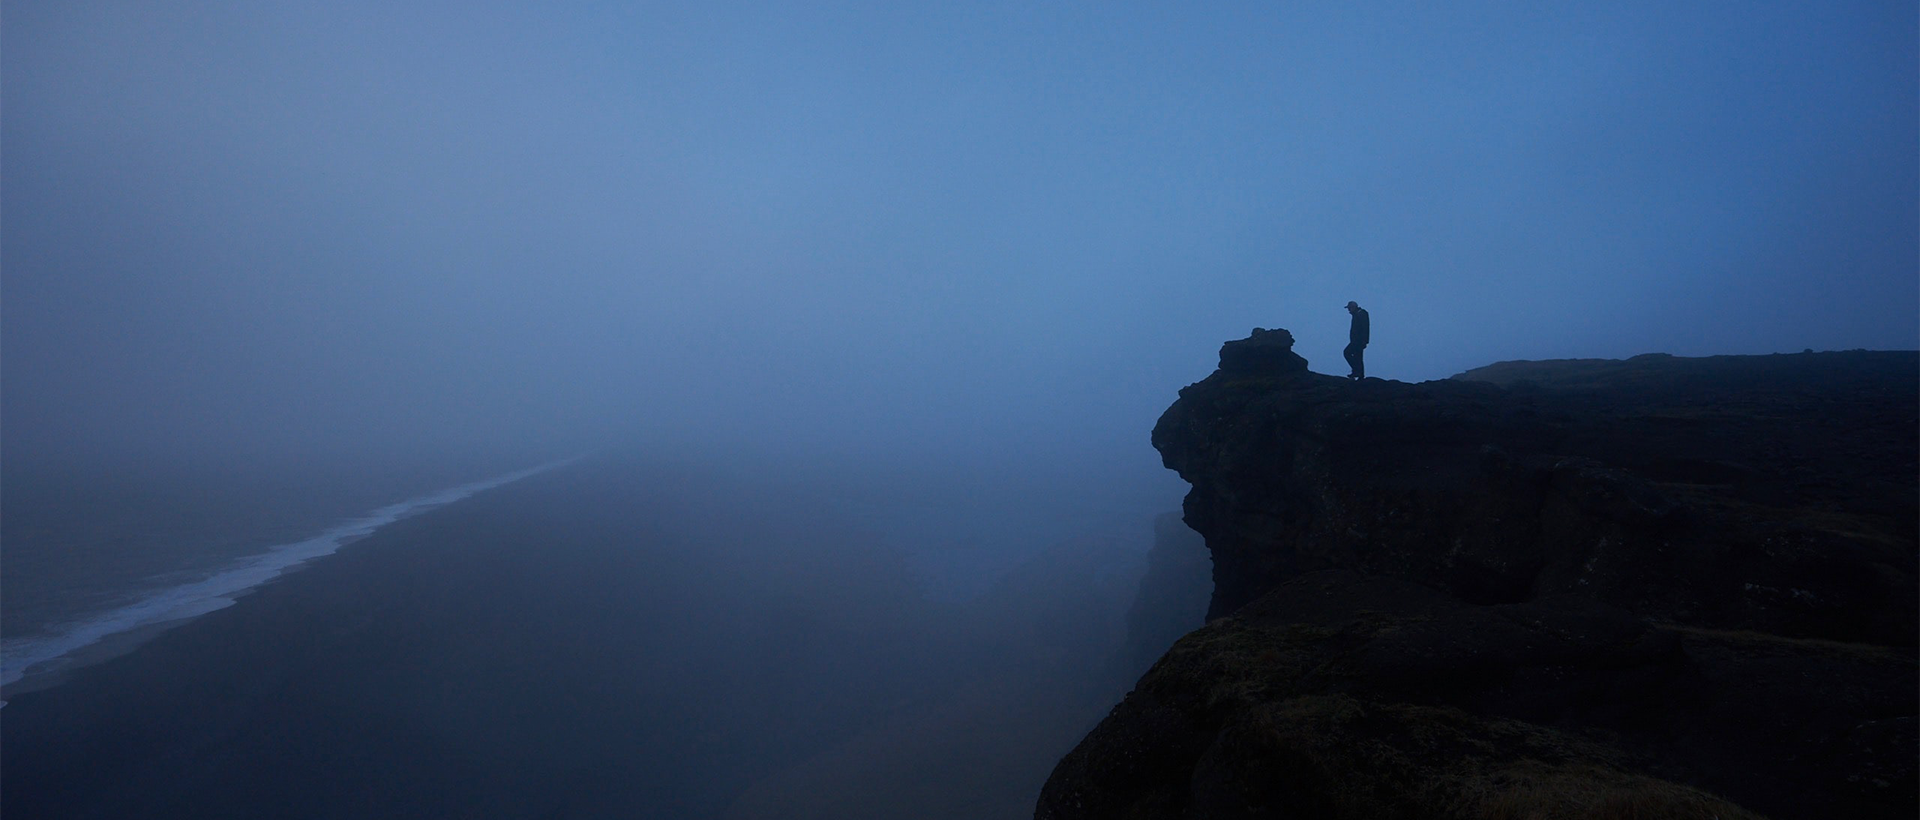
[2,456,1150,819]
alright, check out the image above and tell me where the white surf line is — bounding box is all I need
[0,458,578,693]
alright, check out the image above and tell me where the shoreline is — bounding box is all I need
[0,459,570,699]
[2,610,228,701]
[1,455,1157,819]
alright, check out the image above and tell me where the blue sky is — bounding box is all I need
[5,0,1915,466]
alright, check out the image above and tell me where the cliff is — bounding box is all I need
[1038,331,1917,819]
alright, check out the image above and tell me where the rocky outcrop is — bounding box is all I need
[1216,328,1311,378]
[1039,333,1917,819]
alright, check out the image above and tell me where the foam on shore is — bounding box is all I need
[1,459,573,697]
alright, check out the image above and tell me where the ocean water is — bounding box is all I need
[1,458,567,694]
[834,489,1160,602]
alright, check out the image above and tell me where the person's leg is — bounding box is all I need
[1343,344,1361,379]
[1353,345,1365,379]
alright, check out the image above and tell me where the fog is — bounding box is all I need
[4,4,1915,817]
[7,1,1914,469]
[5,452,1214,817]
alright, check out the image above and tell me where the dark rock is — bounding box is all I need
[1043,345,1919,820]
[1217,328,1310,377]
[1041,571,1912,820]
[1154,346,1917,645]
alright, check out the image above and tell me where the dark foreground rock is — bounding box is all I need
[1040,335,1918,820]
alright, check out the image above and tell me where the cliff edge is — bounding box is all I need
[1038,330,1917,820]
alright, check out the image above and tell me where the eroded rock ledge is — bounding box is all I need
[1039,331,1917,820]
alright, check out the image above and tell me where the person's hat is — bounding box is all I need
[1345,301,1359,308]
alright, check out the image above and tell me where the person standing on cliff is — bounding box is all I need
[1344,301,1369,380]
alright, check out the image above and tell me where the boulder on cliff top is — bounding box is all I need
[1217,328,1309,377]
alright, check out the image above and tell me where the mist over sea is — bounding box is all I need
[2,450,1200,817]
[6,2,1908,815]
[1,448,1183,695]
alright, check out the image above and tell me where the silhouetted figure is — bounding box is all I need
[1344,301,1369,380]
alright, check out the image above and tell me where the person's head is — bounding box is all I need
[1345,301,1360,314]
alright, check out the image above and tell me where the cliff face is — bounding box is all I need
[1038,332,1917,820]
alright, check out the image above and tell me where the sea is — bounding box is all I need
[0,455,570,697]
[1,449,1180,702]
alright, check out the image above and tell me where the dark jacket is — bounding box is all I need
[1349,308,1370,346]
